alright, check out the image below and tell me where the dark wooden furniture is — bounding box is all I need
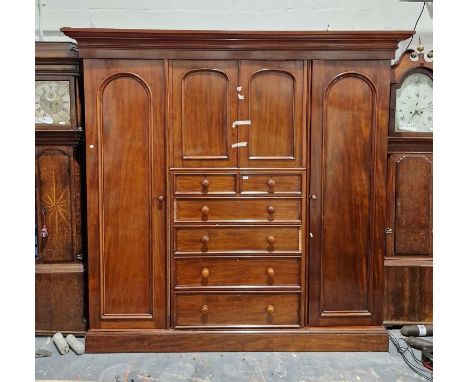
[35,42,86,334]
[384,50,433,325]
[61,28,413,352]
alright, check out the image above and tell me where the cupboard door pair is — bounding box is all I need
[84,60,167,329]
[172,60,305,168]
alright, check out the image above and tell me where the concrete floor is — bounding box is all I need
[35,330,432,382]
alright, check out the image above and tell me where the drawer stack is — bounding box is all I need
[171,172,305,329]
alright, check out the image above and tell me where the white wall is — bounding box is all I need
[35,0,433,59]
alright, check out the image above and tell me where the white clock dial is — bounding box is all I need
[35,81,71,125]
[395,73,433,133]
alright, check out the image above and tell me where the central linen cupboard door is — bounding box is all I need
[172,60,238,168]
[84,60,166,329]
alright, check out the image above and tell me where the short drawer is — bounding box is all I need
[174,198,301,223]
[175,293,300,327]
[174,174,236,195]
[240,174,302,195]
[174,226,301,253]
[174,257,300,288]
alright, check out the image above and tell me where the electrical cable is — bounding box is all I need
[405,2,426,52]
[388,330,433,381]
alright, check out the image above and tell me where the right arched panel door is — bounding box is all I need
[308,60,390,327]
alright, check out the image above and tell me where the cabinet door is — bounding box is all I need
[35,146,81,262]
[238,61,305,168]
[172,60,238,168]
[84,60,166,329]
[308,61,390,326]
[386,154,433,257]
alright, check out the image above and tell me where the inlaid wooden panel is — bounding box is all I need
[309,61,389,326]
[175,257,301,288]
[386,154,433,257]
[174,198,301,223]
[172,60,238,168]
[175,293,300,327]
[84,59,166,329]
[239,60,305,168]
[35,147,78,263]
[240,173,302,195]
[174,173,236,195]
[174,226,300,253]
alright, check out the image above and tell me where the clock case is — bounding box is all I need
[384,49,433,326]
[35,42,87,335]
[389,49,433,139]
[35,43,81,131]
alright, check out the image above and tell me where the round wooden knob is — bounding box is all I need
[201,205,210,215]
[200,304,209,314]
[311,194,318,200]
[267,205,275,214]
[266,267,275,277]
[201,179,210,189]
[266,304,275,314]
[267,178,276,188]
[201,235,210,244]
[267,235,275,245]
[201,268,210,278]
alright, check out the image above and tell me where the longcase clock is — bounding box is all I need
[384,49,433,325]
[35,42,86,335]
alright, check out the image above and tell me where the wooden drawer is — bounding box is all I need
[174,174,236,195]
[175,257,300,288]
[175,293,300,327]
[174,226,301,253]
[174,198,301,223]
[240,174,302,195]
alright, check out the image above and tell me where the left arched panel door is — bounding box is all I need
[84,60,166,329]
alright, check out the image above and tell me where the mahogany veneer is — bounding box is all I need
[62,28,413,352]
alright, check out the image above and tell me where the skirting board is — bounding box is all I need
[85,326,389,352]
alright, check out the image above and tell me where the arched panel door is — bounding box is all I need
[238,61,305,168]
[308,61,390,327]
[172,61,238,168]
[84,60,166,330]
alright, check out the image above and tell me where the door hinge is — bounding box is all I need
[385,228,393,234]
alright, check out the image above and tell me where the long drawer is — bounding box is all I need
[174,257,300,288]
[174,226,301,253]
[174,293,300,327]
[174,198,301,223]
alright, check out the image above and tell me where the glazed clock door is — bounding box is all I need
[172,60,238,168]
[84,60,166,329]
[238,60,305,168]
[308,61,389,326]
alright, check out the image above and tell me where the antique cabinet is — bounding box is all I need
[62,28,412,352]
[384,50,433,325]
[35,42,86,334]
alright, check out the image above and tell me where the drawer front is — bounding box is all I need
[240,174,302,195]
[174,198,301,223]
[175,293,299,327]
[174,174,236,195]
[174,226,300,253]
[175,258,300,287]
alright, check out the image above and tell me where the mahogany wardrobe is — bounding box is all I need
[62,28,413,352]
